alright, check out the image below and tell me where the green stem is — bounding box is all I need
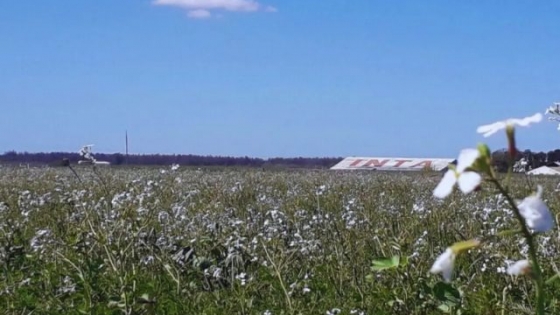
[261,241,293,315]
[491,179,545,315]
[67,164,83,184]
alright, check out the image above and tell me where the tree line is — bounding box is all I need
[492,148,560,172]
[0,151,343,169]
[2,149,558,171]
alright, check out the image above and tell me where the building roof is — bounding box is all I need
[330,157,454,171]
[527,166,560,175]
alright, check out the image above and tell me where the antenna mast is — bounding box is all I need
[125,130,129,165]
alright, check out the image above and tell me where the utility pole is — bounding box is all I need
[125,130,129,165]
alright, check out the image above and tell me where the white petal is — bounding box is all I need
[535,185,543,198]
[545,106,560,115]
[430,248,455,282]
[433,170,457,199]
[457,172,481,194]
[531,215,555,232]
[507,260,530,276]
[509,112,543,127]
[477,113,542,137]
[517,186,555,233]
[476,121,506,137]
[456,148,480,172]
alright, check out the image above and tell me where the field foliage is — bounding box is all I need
[0,165,559,314]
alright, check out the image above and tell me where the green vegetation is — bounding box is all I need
[0,165,558,314]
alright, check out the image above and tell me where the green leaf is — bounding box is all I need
[388,298,404,307]
[477,143,491,159]
[475,143,492,174]
[371,255,400,271]
[496,229,522,237]
[419,281,432,298]
[546,273,560,285]
[433,282,461,306]
[400,255,409,267]
[438,304,451,313]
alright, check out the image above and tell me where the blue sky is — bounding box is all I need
[1,0,559,158]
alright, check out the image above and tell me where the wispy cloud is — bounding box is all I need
[187,9,212,19]
[153,0,277,19]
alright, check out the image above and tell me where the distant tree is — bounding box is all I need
[0,151,343,169]
[545,149,560,165]
[113,154,125,165]
[533,152,547,168]
[491,149,508,173]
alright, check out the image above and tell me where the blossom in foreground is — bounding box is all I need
[507,260,531,276]
[517,185,555,233]
[430,248,456,282]
[433,148,481,199]
[476,112,543,137]
[430,239,480,282]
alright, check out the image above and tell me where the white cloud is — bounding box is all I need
[153,0,276,18]
[264,5,277,12]
[187,9,212,18]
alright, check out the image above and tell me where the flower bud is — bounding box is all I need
[506,125,518,158]
[450,239,481,255]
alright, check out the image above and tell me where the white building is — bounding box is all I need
[527,166,560,176]
[330,157,454,172]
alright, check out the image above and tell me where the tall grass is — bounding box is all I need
[0,165,558,314]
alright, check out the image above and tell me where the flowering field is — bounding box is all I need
[0,165,559,314]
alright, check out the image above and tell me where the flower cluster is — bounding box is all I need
[430,110,555,284]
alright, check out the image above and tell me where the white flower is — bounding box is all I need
[326,308,341,315]
[507,260,531,276]
[545,103,560,115]
[433,148,481,199]
[544,103,560,130]
[236,272,247,286]
[476,112,542,137]
[517,185,555,233]
[430,248,456,282]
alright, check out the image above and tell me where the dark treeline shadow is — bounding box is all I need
[0,151,343,169]
[4,148,558,171]
[492,148,560,172]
